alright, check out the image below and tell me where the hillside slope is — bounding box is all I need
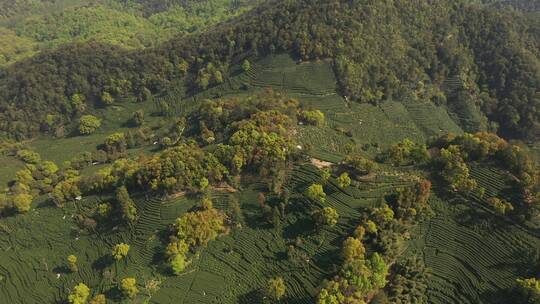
[0,1,540,303]
[0,0,538,140]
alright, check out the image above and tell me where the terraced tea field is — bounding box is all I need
[406,193,540,304]
[0,163,415,303]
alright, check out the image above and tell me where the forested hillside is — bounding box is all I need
[0,0,538,141]
[1,1,540,303]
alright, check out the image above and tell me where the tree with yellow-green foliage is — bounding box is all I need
[101,92,114,106]
[174,207,226,247]
[313,207,339,228]
[112,243,130,261]
[371,204,394,224]
[96,203,112,218]
[120,277,139,299]
[336,172,351,188]
[353,225,366,239]
[13,193,33,213]
[342,237,365,262]
[170,253,186,275]
[242,59,251,72]
[320,168,331,184]
[299,109,325,126]
[165,239,189,275]
[305,184,326,203]
[68,283,90,304]
[364,220,378,234]
[266,277,286,301]
[116,186,137,223]
[78,115,101,135]
[487,197,514,215]
[67,255,78,272]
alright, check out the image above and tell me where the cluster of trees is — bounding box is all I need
[317,229,389,303]
[390,179,432,220]
[429,132,540,217]
[386,256,431,303]
[0,147,85,215]
[343,154,378,177]
[315,170,433,303]
[166,197,227,274]
[197,91,300,182]
[379,138,429,166]
[137,142,227,193]
[3,93,301,226]
[67,283,106,304]
[83,141,226,196]
[63,241,159,303]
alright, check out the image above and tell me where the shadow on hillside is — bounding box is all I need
[480,287,522,304]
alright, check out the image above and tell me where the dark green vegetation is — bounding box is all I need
[1,0,540,303]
